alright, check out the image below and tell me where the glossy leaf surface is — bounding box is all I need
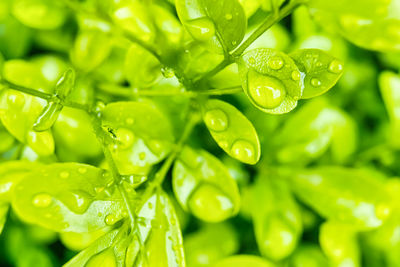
[101,101,175,175]
[173,146,240,222]
[11,163,126,233]
[290,49,344,99]
[176,0,246,53]
[212,255,276,267]
[238,48,303,114]
[202,99,260,164]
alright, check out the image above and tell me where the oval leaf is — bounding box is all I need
[11,163,126,233]
[213,255,277,267]
[202,99,260,164]
[238,48,303,114]
[176,0,246,53]
[290,167,392,230]
[172,146,240,222]
[101,101,175,175]
[289,49,344,99]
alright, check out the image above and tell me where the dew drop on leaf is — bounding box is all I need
[328,59,344,74]
[375,203,391,220]
[311,78,322,87]
[291,71,301,81]
[115,128,135,149]
[248,70,286,109]
[225,13,233,20]
[104,214,118,226]
[161,67,175,78]
[32,193,52,208]
[204,109,229,132]
[186,17,216,41]
[78,167,87,174]
[268,56,284,70]
[59,171,70,179]
[231,139,256,164]
[7,93,25,108]
[125,117,134,125]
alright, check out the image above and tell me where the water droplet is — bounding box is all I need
[249,57,256,64]
[291,71,301,81]
[148,139,163,154]
[148,202,153,209]
[59,171,70,179]
[316,61,323,67]
[78,167,87,174]
[95,186,105,193]
[115,128,135,149]
[231,139,256,164]
[98,212,103,217]
[328,59,344,74]
[63,223,70,228]
[376,203,391,220]
[204,109,229,132]
[225,13,233,20]
[32,193,52,208]
[161,67,175,78]
[219,140,229,149]
[171,218,176,225]
[60,191,93,214]
[139,152,146,160]
[248,70,286,109]
[231,41,237,46]
[7,93,25,108]
[126,118,134,125]
[268,56,284,70]
[311,78,321,87]
[105,214,119,225]
[186,17,215,41]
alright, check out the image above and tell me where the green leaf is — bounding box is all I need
[289,49,344,99]
[124,43,161,88]
[290,166,392,230]
[213,255,277,267]
[11,163,126,233]
[11,0,67,29]
[0,160,40,202]
[288,245,329,267]
[202,99,260,164]
[238,48,303,114]
[0,203,9,234]
[101,101,175,175]
[172,146,240,222]
[379,71,400,149]
[275,98,357,165]
[251,177,302,261]
[319,222,361,267]
[70,30,113,72]
[176,0,247,53]
[184,223,239,266]
[0,14,33,58]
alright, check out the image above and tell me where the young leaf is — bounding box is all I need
[172,146,240,222]
[319,222,361,267]
[289,245,329,267]
[213,255,277,267]
[251,177,302,261]
[202,99,261,164]
[0,203,9,234]
[11,163,126,233]
[379,71,400,149]
[289,49,344,99]
[238,48,303,114]
[101,101,175,175]
[176,0,246,53]
[290,167,392,230]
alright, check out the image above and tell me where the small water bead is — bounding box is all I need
[376,203,391,220]
[311,78,322,87]
[186,17,215,41]
[32,193,52,208]
[139,152,146,160]
[268,56,284,70]
[59,171,70,179]
[126,117,134,125]
[62,191,92,214]
[291,71,301,81]
[148,202,153,209]
[78,167,87,174]
[248,70,286,109]
[231,140,256,164]
[316,62,323,67]
[249,57,256,64]
[328,59,344,74]
[231,41,237,46]
[224,13,233,20]
[95,186,105,193]
[161,67,175,78]
[204,109,229,132]
[115,128,135,149]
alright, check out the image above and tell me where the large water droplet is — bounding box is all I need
[204,109,229,132]
[60,191,93,214]
[268,56,284,70]
[186,17,215,41]
[231,139,255,164]
[291,71,301,81]
[188,183,234,223]
[311,78,321,87]
[105,214,119,225]
[32,193,52,208]
[115,128,135,149]
[328,59,344,74]
[248,70,286,109]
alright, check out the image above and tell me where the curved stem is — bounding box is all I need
[1,80,53,100]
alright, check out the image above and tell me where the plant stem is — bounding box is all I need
[1,80,53,100]
[97,83,242,97]
[136,111,198,212]
[194,0,303,84]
